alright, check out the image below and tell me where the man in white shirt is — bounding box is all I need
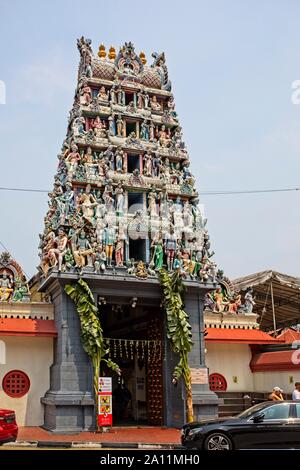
[292,382,300,400]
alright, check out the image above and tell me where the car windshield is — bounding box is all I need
[237,402,268,419]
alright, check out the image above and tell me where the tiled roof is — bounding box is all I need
[205,327,283,344]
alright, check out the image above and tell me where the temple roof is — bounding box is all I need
[232,270,300,331]
[205,327,283,344]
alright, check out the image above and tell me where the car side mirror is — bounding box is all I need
[252,413,265,423]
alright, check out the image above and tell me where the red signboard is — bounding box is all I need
[98,377,112,427]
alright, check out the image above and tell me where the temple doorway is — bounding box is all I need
[101,303,164,426]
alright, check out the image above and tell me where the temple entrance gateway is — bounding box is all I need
[102,304,164,425]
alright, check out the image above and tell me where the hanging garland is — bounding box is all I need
[158,268,194,423]
[64,278,120,431]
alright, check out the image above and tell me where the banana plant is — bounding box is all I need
[64,278,120,431]
[159,268,194,423]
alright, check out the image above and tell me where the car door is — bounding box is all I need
[283,403,300,448]
[246,403,292,449]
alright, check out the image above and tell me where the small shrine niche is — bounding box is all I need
[0,252,30,302]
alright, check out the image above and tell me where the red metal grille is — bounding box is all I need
[2,370,30,398]
[209,373,227,391]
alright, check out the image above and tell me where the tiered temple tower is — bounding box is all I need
[38,38,220,432]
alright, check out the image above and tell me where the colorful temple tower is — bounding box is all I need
[38,38,220,432]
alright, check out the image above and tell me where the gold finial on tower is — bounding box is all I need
[98,44,106,58]
[139,51,147,65]
[108,46,116,60]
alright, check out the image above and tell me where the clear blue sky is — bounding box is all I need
[0,0,299,279]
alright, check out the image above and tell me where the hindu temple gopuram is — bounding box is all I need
[37,38,221,432]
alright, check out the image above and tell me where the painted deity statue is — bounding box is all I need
[143,152,153,177]
[150,95,161,112]
[164,228,177,271]
[159,125,170,148]
[115,183,125,215]
[103,222,116,267]
[97,86,109,103]
[93,116,107,139]
[48,229,68,272]
[73,230,93,268]
[80,184,97,225]
[108,114,116,136]
[80,80,92,105]
[153,238,164,270]
[140,120,149,140]
[115,147,124,172]
[65,143,81,177]
[115,237,125,267]
[0,271,13,301]
[116,114,124,137]
[148,190,158,217]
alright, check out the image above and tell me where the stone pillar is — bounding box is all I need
[41,279,94,433]
[185,287,220,420]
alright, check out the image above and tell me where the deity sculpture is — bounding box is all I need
[143,152,153,177]
[97,86,109,103]
[0,271,13,301]
[144,92,150,109]
[73,229,93,268]
[115,182,125,215]
[108,114,116,136]
[93,116,107,139]
[158,125,170,147]
[140,120,149,140]
[115,147,124,173]
[150,95,161,112]
[103,222,116,267]
[48,229,68,272]
[167,95,177,119]
[137,90,144,109]
[164,228,177,271]
[117,84,126,106]
[148,189,158,217]
[80,184,97,225]
[152,237,163,270]
[72,116,86,137]
[94,248,107,273]
[117,114,124,137]
[80,80,92,105]
[65,143,81,177]
[110,84,117,104]
[115,237,125,267]
[239,289,256,314]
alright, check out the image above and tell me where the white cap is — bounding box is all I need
[273,386,281,391]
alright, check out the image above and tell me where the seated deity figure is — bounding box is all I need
[65,143,81,177]
[80,80,92,105]
[167,95,177,118]
[0,271,13,301]
[158,125,170,147]
[48,229,68,272]
[150,95,161,112]
[73,230,93,268]
[92,116,107,139]
[94,248,107,273]
[72,116,86,137]
[97,86,109,103]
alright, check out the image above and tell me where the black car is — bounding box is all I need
[181,401,300,450]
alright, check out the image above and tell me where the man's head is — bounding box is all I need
[295,382,300,391]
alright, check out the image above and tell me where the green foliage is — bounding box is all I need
[158,269,193,383]
[64,278,120,399]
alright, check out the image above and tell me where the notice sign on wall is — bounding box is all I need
[98,377,112,427]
